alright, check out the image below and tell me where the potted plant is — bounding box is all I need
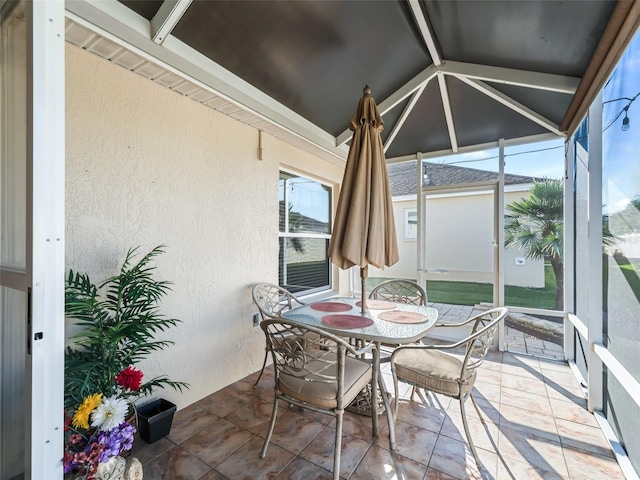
[64,245,188,479]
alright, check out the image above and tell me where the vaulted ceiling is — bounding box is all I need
[66,0,631,164]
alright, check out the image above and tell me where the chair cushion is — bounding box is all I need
[278,355,372,410]
[393,349,476,397]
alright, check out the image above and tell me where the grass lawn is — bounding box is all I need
[368,265,558,310]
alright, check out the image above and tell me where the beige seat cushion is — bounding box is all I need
[393,349,476,397]
[278,355,372,409]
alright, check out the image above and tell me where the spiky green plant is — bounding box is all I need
[64,245,188,410]
[505,179,564,310]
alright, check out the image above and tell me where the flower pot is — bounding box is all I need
[136,399,176,444]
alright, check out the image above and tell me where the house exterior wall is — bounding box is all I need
[370,190,545,288]
[65,45,343,409]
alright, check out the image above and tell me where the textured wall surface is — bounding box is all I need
[65,45,342,409]
[370,191,544,288]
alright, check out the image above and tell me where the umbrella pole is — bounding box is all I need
[360,265,368,315]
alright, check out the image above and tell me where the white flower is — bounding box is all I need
[91,395,128,431]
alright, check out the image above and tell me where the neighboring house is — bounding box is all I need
[369,161,546,288]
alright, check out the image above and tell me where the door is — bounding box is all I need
[0,1,64,478]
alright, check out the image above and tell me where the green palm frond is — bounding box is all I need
[504,178,565,310]
[65,245,189,410]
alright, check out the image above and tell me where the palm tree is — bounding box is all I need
[505,179,564,310]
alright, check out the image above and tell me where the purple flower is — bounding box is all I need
[96,422,137,463]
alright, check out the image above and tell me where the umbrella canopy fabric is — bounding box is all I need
[329,86,399,302]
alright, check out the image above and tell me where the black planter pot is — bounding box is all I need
[136,399,177,444]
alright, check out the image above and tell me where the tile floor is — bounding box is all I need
[131,349,625,479]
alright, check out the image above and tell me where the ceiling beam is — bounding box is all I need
[408,0,441,66]
[455,75,563,136]
[437,73,458,152]
[383,85,426,153]
[336,64,438,146]
[440,61,580,94]
[151,0,193,44]
[65,0,348,163]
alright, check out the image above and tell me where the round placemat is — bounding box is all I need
[356,299,396,310]
[378,310,428,324]
[321,314,374,329]
[310,302,352,312]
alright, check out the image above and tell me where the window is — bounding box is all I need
[279,171,332,294]
[404,208,417,239]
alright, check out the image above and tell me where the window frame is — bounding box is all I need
[278,169,332,295]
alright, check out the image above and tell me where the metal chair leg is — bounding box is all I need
[469,391,485,423]
[253,347,269,387]
[459,395,482,469]
[260,396,279,459]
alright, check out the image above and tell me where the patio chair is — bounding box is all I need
[259,319,374,480]
[251,283,305,387]
[368,278,427,352]
[369,279,427,305]
[390,307,508,468]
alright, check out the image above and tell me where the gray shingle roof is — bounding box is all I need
[388,161,539,196]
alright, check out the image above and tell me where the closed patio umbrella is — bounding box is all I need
[329,86,399,314]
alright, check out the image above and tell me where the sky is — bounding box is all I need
[427,138,566,180]
[601,31,640,215]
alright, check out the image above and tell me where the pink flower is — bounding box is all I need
[115,366,143,391]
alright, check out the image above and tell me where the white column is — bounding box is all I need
[496,139,506,350]
[587,92,603,413]
[27,0,66,477]
[564,138,576,361]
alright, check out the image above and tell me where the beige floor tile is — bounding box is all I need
[472,381,501,403]
[254,408,325,455]
[548,397,598,427]
[197,385,253,418]
[167,404,220,445]
[477,367,502,385]
[542,368,583,389]
[142,445,212,479]
[215,436,294,480]
[428,435,498,479]
[501,363,544,381]
[199,469,232,480]
[274,457,332,480]
[446,395,501,425]
[496,455,569,480]
[181,418,254,467]
[502,352,541,371]
[375,419,438,465]
[499,386,551,413]
[395,398,447,433]
[439,408,500,453]
[562,445,626,479]
[499,371,548,397]
[545,381,586,407]
[538,358,572,373]
[298,425,371,478]
[423,467,459,479]
[497,426,568,477]
[498,404,559,442]
[350,444,429,480]
[555,418,614,458]
[224,397,275,434]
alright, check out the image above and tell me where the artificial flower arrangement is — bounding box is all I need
[64,246,188,479]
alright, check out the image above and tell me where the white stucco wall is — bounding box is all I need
[370,190,544,288]
[65,45,342,409]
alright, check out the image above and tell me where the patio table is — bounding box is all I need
[281,296,438,450]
